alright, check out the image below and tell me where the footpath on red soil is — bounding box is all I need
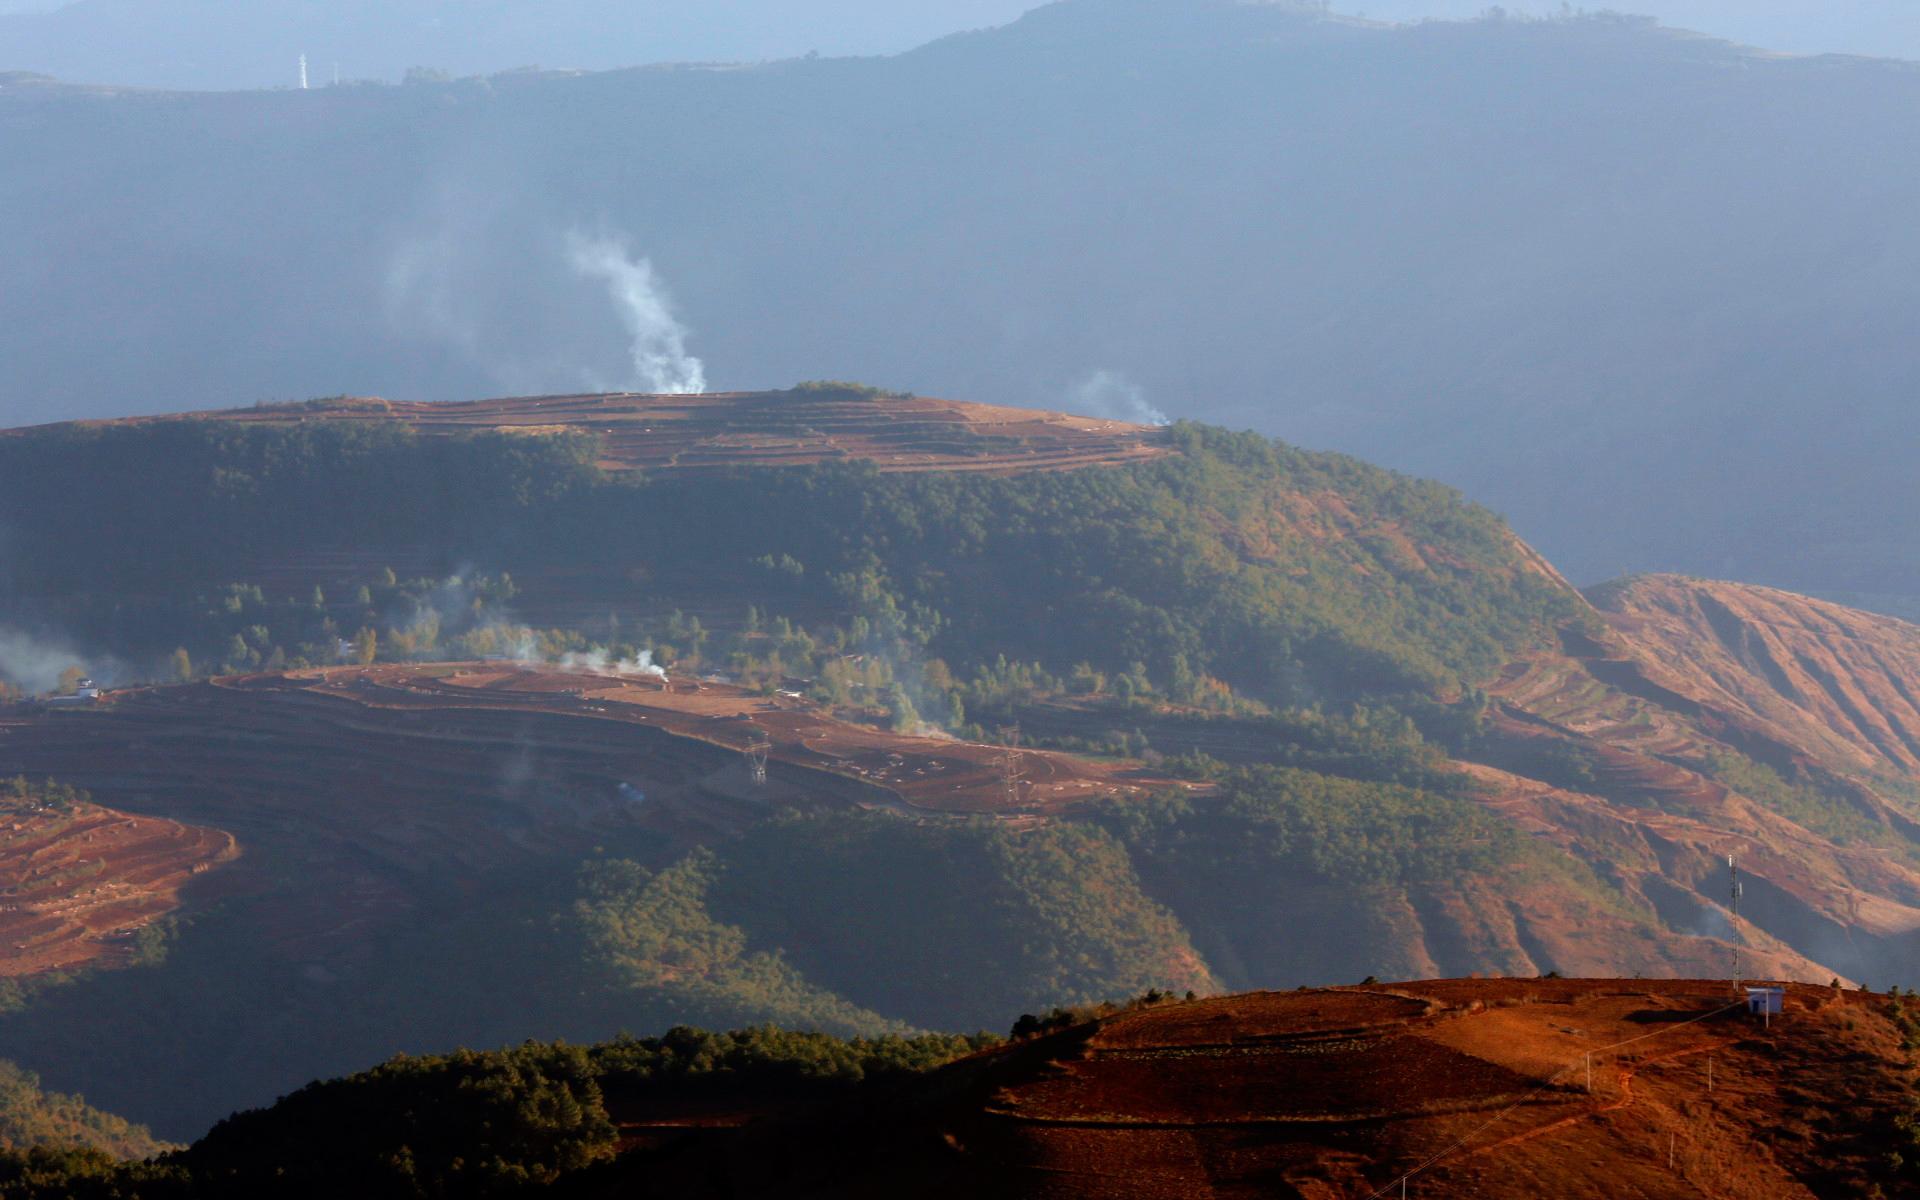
[0,664,1185,976]
[28,390,1173,476]
[611,978,1910,1199]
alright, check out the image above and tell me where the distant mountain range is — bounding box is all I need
[0,0,1039,87]
[3,0,1918,609]
[4,0,1917,90]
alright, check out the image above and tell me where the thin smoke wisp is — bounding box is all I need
[1068,369,1169,427]
[557,648,669,680]
[566,232,707,395]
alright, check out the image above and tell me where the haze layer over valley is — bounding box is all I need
[4,0,1920,611]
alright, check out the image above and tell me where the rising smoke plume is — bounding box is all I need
[556,648,669,680]
[1067,369,1169,427]
[0,626,115,695]
[565,232,707,395]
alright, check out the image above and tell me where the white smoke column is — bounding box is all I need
[1068,369,1169,427]
[556,648,668,681]
[616,649,669,680]
[566,232,707,395]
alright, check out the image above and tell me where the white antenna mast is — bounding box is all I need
[1728,854,1742,987]
[298,54,309,90]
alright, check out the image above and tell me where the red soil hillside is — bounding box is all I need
[610,978,1914,1199]
[1593,575,1920,779]
[0,797,234,977]
[1464,575,1920,990]
[18,390,1172,476]
[1003,574,1920,988]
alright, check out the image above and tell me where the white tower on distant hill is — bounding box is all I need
[298,54,308,90]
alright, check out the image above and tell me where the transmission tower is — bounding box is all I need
[744,734,771,785]
[997,725,1024,807]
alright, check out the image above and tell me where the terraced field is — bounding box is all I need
[0,798,234,977]
[0,665,1183,978]
[32,390,1173,476]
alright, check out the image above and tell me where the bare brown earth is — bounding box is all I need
[0,799,234,977]
[1467,575,1920,988]
[1595,576,1920,778]
[16,390,1172,476]
[0,666,1187,974]
[611,978,1913,1199]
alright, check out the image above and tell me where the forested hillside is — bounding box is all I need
[4,395,1920,1143]
[0,410,1581,700]
[0,403,1606,1136]
[0,1061,167,1160]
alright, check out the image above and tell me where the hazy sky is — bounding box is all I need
[0,1,1913,68]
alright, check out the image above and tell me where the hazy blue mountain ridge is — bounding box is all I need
[2,0,1918,603]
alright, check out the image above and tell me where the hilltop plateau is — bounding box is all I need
[18,389,1171,477]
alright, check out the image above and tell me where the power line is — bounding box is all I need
[1362,996,1748,1198]
[743,729,770,785]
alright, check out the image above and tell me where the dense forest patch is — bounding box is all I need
[0,415,1581,708]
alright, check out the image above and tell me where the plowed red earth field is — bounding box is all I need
[0,800,235,976]
[0,665,1184,975]
[614,979,1912,1199]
